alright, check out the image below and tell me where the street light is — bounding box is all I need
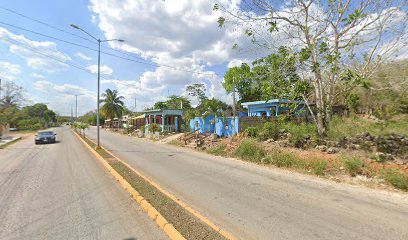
[70,24,124,149]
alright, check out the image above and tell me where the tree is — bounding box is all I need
[153,95,192,110]
[185,83,207,105]
[0,81,25,126]
[100,89,125,123]
[201,98,227,134]
[216,0,407,138]
[18,103,57,129]
[0,81,25,108]
[224,63,260,103]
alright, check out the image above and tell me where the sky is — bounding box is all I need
[0,0,252,116]
[0,0,407,117]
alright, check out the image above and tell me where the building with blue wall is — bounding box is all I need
[189,115,240,137]
[241,99,308,117]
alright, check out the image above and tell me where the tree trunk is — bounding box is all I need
[313,66,327,140]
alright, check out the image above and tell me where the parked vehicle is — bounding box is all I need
[35,131,57,144]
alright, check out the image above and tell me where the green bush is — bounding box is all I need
[207,144,227,156]
[244,127,259,137]
[235,139,266,162]
[139,125,145,132]
[384,170,408,191]
[342,155,364,176]
[148,123,161,133]
[285,122,317,147]
[257,122,280,141]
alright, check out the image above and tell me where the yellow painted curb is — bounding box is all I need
[72,130,186,240]
[93,137,236,240]
[164,224,185,240]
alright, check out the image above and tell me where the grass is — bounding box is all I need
[342,155,364,176]
[168,139,185,147]
[309,160,328,176]
[206,144,227,156]
[328,115,408,141]
[234,139,266,162]
[383,170,408,191]
[76,131,224,239]
[265,150,304,168]
[265,150,328,176]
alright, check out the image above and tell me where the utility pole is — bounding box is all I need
[71,104,73,124]
[134,98,137,113]
[75,95,78,121]
[70,23,124,149]
[0,78,2,101]
[232,75,237,137]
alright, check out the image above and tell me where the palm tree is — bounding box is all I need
[100,89,124,127]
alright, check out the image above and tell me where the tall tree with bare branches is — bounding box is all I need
[215,0,408,138]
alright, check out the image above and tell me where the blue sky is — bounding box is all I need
[0,0,244,116]
[1,0,406,117]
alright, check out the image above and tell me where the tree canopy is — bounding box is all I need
[152,95,192,110]
[100,89,125,120]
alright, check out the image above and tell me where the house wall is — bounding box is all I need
[189,116,239,136]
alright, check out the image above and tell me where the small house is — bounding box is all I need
[144,109,184,133]
[241,99,309,117]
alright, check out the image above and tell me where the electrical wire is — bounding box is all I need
[0,8,221,77]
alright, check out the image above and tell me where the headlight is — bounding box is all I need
[35,138,40,140]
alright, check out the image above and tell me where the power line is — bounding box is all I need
[0,20,220,77]
[1,37,99,77]
[0,6,94,43]
[0,6,150,61]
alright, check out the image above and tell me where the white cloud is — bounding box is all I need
[89,0,244,106]
[0,27,71,73]
[75,52,92,61]
[86,64,113,75]
[0,61,21,80]
[31,73,45,79]
[33,80,96,116]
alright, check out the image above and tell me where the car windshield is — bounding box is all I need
[38,132,54,136]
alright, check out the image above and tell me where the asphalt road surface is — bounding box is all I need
[0,127,167,240]
[87,127,408,240]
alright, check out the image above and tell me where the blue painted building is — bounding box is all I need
[189,115,240,137]
[241,99,308,117]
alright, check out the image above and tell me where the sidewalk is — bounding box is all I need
[0,136,21,148]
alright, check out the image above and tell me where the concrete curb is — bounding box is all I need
[72,131,186,240]
[0,137,22,148]
[79,132,236,240]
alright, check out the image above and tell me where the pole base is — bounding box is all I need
[94,146,102,150]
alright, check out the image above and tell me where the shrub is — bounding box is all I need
[257,122,280,141]
[139,125,145,132]
[284,122,317,147]
[244,127,259,138]
[207,144,227,156]
[384,170,408,191]
[148,123,161,133]
[342,155,364,176]
[235,139,266,162]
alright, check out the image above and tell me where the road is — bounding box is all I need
[87,127,408,240]
[0,127,167,240]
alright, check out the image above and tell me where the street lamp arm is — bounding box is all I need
[100,39,125,43]
[70,24,98,41]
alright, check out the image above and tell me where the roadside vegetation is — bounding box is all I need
[0,81,59,131]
